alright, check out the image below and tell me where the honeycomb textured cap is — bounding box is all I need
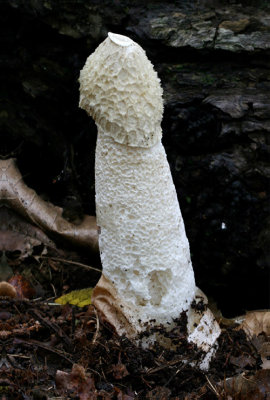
[79,33,163,148]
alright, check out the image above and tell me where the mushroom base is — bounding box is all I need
[92,274,221,370]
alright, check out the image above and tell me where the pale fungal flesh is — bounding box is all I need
[94,133,196,325]
[79,33,163,148]
[79,32,220,367]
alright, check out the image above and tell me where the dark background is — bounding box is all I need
[1,0,270,316]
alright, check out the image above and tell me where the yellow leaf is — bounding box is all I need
[55,288,93,307]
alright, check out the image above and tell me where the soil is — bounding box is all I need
[0,250,267,400]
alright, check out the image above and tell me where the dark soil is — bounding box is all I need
[0,253,265,400]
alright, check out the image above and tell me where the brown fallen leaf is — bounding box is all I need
[237,310,270,370]
[239,311,270,337]
[221,369,270,400]
[230,354,256,369]
[8,274,36,299]
[56,364,97,400]
[112,362,129,380]
[251,334,270,370]
[0,208,54,259]
[0,159,98,251]
[92,274,138,338]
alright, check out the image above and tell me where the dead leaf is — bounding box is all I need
[221,370,270,399]
[55,288,93,307]
[230,354,256,369]
[112,362,129,380]
[56,364,97,400]
[0,159,98,251]
[0,208,54,260]
[251,334,270,370]
[92,274,138,337]
[8,274,36,299]
[239,311,270,337]
[237,310,270,370]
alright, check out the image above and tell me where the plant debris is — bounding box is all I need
[0,165,268,398]
[55,288,93,307]
[0,281,268,399]
[0,159,99,252]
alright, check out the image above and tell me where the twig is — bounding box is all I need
[146,350,201,376]
[205,375,221,398]
[13,338,73,364]
[145,357,184,375]
[92,306,100,345]
[50,283,57,297]
[41,256,101,273]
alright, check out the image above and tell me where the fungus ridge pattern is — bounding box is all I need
[95,134,196,323]
[79,36,163,148]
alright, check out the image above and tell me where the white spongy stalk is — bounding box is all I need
[95,133,196,325]
[79,33,163,148]
[80,33,220,364]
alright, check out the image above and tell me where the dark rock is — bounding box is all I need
[215,30,270,52]
[130,3,270,53]
[203,90,270,119]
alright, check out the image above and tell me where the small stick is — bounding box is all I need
[205,375,221,398]
[41,256,101,273]
[92,306,100,345]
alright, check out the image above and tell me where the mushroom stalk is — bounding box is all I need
[79,33,220,366]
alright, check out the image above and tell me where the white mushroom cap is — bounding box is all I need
[79,33,163,148]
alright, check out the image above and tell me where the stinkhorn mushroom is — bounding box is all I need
[79,33,220,367]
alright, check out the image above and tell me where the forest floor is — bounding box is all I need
[1,247,269,400]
